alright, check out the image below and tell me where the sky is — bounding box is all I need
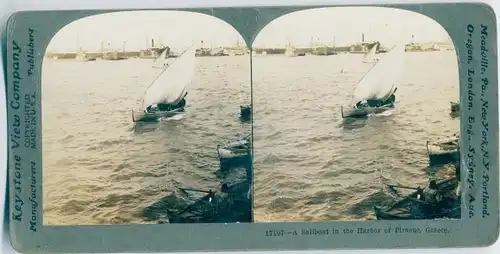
[46,7,452,53]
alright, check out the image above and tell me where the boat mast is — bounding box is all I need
[333,36,336,53]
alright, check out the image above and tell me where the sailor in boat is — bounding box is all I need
[354,99,381,108]
[415,180,441,201]
[145,103,171,113]
[422,180,442,203]
[355,88,397,109]
[207,189,216,203]
[145,103,167,113]
[157,103,172,111]
[145,97,187,113]
[210,184,234,209]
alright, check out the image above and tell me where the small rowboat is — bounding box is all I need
[240,105,251,121]
[217,136,251,171]
[426,135,459,166]
[373,177,460,220]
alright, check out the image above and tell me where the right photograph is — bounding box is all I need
[252,6,460,222]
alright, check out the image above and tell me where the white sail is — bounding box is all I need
[362,43,378,63]
[152,48,169,68]
[142,44,197,109]
[350,43,405,105]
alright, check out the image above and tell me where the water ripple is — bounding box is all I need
[42,57,251,225]
[253,51,459,222]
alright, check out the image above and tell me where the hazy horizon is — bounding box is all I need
[46,7,452,53]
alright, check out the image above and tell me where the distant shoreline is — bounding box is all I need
[46,42,454,60]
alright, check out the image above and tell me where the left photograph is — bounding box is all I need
[42,10,253,225]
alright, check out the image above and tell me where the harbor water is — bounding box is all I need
[42,50,459,224]
[42,56,251,225]
[252,51,459,222]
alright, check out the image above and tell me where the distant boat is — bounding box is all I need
[312,45,338,56]
[449,101,460,118]
[152,47,170,68]
[426,134,460,166]
[450,101,460,113]
[285,46,297,57]
[102,51,127,61]
[341,43,406,118]
[362,42,380,64]
[76,51,97,62]
[132,44,197,122]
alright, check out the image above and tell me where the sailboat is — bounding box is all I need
[362,42,380,64]
[340,43,406,118]
[132,44,197,122]
[152,47,170,68]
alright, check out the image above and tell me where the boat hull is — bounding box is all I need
[428,151,459,166]
[240,105,251,121]
[132,107,185,122]
[426,136,460,166]
[341,103,394,118]
[217,147,249,160]
[217,138,251,171]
